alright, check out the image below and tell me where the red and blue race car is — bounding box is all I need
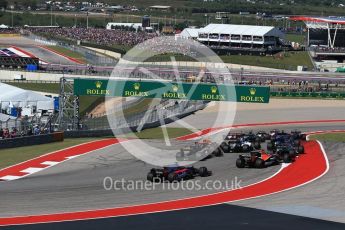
[147,165,212,183]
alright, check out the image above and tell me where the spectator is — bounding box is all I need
[27,27,158,47]
[34,126,40,135]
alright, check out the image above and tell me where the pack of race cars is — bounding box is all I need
[147,130,307,182]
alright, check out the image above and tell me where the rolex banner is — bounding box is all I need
[73,79,270,103]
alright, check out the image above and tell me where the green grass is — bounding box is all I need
[45,46,86,63]
[0,127,192,169]
[81,98,153,129]
[0,138,106,169]
[122,99,153,116]
[219,51,314,70]
[79,96,105,117]
[309,133,345,142]
[141,51,313,70]
[286,34,306,44]
[5,82,60,94]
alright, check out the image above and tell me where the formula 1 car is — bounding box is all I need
[147,166,212,183]
[236,150,280,168]
[236,148,296,169]
[221,139,252,153]
[176,140,223,161]
[221,136,261,153]
[270,130,306,142]
[224,132,245,141]
[290,130,307,141]
[255,131,271,142]
[268,133,304,155]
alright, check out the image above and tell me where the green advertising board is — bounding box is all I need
[73,79,270,103]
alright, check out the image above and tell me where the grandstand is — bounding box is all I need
[291,16,345,71]
[0,47,40,69]
[181,24,286,55]
[291,16,345,57]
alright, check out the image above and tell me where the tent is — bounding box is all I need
[0,83,54,113]
[0,113,16,122]
[0,24,9,29]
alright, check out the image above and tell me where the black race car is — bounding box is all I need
[147,165,212,183]
[236,150,280,168]
[256,131,271,142]
[221,136,261,153]
[268,132,305,155]
[236,147,297,169]
[224,132,245,141]
[176,140,223,161]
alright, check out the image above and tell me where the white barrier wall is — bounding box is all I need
[0,70,109,81]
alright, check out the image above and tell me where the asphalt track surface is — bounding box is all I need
[0,123,343,222]
[167,100,345,129]
[2,205,344,230]
[236,141,345,223]
[0,37,78,65]
[15,45,76,65]
[0,139,279,217]
[1,104,345,228]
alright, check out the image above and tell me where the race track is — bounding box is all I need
[0,100,345,226]
[0,37,81,65]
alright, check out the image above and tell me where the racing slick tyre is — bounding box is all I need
[294,139,301,147]
[289,149,296,160]
[297,145,304,154]
[254,142,261,150]
[283,153,292,163]
[254,158,265,168]
[264,134,271,141]
[150,168,157,177]
[213,148,223,157]
[236,158,245,168]
[220,142,230,153]
[301,134,307,141]
[198,167,209,177]
[168,173,178,183]
[147,173,155,182]
[242,145,250,152]
[267,142,273,151]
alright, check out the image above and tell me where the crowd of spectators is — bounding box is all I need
[0,125,50,140]
[135,37,193,56]
[27,27,158,47]
[0,28,20,34]
[311,46,345,53]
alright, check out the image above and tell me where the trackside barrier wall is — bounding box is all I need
[0,132,64,149]
[66,109,199,138]
[271,91,345,99]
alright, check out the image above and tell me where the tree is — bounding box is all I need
[0,0,8,9]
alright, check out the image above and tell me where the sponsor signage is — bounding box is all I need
[74,79,270,103]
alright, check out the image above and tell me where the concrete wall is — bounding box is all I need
[0,132,64,149]
[0,69,110,81]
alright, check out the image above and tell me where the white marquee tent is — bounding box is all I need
[198,24,285,38]
[0,24,9,29]
[178,28,200,39]
[0,83,54,112]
